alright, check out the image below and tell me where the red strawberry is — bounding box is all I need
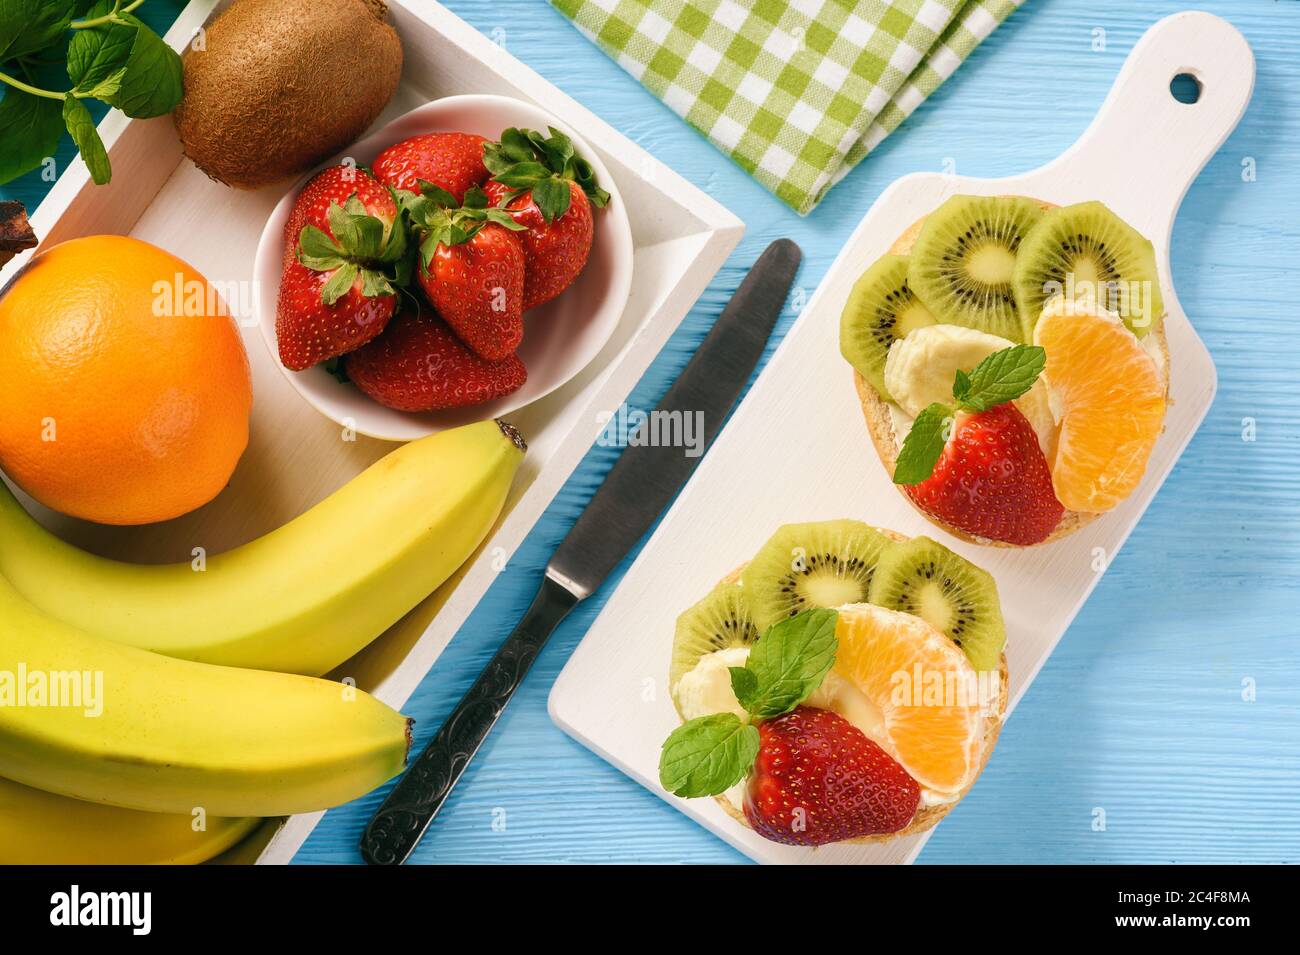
[904,403,1063,545]
[744,706,920,846]
[482,127,609,310]
[894,345,1064,545]
[373,133,490,203]
[344,309,526,412]
[403,185,526,361]
[484,179,592,311]
[276,165,408,371]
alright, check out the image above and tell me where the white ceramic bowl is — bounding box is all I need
[255,94,634,441]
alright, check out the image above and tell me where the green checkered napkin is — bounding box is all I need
[553,0,1023,214]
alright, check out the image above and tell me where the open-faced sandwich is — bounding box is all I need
[840,195,1169,546]
[659,520,1007,847]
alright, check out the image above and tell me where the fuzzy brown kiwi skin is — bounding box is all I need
[173,0,403,190]
[855,199,1170,548]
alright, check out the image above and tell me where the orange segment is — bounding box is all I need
[832,604,984,793]
[1033,299,1165,513]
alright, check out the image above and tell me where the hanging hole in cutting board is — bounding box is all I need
[1170,72,1202,104]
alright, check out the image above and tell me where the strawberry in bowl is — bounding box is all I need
[255,95,634,441]
[275,165,408,371]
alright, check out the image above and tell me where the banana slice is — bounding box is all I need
[883,324,1057,458]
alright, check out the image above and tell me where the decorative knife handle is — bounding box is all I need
[360,575,579,865]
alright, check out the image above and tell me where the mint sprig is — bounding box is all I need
[658,608,839,798]
[0,1,182,186]
[732,608,838,718]
[893,403,953,486]
[952,344,1046,411]
[893,344,1046,486]
[659,714,759,798]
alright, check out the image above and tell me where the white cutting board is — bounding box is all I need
[549,12,1254,864]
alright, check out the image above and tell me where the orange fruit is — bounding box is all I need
[832,604,984,793]
[1033,298,1165,513]
[0,235,252,525]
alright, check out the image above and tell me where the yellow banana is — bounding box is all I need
[0,418,525,677]
[0,573,411,816]
[0,776,261,864]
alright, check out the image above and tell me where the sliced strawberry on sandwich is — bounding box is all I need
[276,165,410,371]
[344,307,526,413]
[372,132,490,203]
[402,184,527,361]
[745,706,921,846]
[893,344,1064,545]
[482,126,610,310]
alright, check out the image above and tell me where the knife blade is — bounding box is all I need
[360,239,801,865]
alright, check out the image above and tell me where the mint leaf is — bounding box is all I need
[952,344,1046,412]
[893,403,953,485]
[729,666,759,708]
[740,608,839,719]
[658,713,759,798]
[61,94,107,184]
[0,0,74,62]
[0,88,64,184]
[67,5,134,94]
[102,15,181,119]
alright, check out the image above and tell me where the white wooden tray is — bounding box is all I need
[7,0,742,864]
[549,11,1254,865]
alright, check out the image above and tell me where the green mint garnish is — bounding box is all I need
[658,713,759,798]
[733,608,838,718]
[658,609,839,798]
[0,1,183,186]
[952,344,1046,411]
[893,403,953,485]
[893,344,1046,485]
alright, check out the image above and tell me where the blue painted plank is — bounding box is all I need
[5,0,1298,864]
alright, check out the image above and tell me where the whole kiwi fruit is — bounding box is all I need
[173,0,403,190]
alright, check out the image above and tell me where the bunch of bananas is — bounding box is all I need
[0,419,525,863]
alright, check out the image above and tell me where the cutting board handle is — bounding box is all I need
[1036,11,1254,241]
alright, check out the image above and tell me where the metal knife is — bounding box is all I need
[360,238,802,865]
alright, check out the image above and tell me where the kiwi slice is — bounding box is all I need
[839,254,937,400]
[669,582,760,696]
[867,536,1005,671]
[907,195,1044,343]
[1013,200,1163,339]
[742,520,892,632]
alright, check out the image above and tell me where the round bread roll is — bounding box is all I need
[688,528,1009,845]
[853,199,1171,547]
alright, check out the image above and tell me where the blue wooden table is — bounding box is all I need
[6,0,1298,864]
